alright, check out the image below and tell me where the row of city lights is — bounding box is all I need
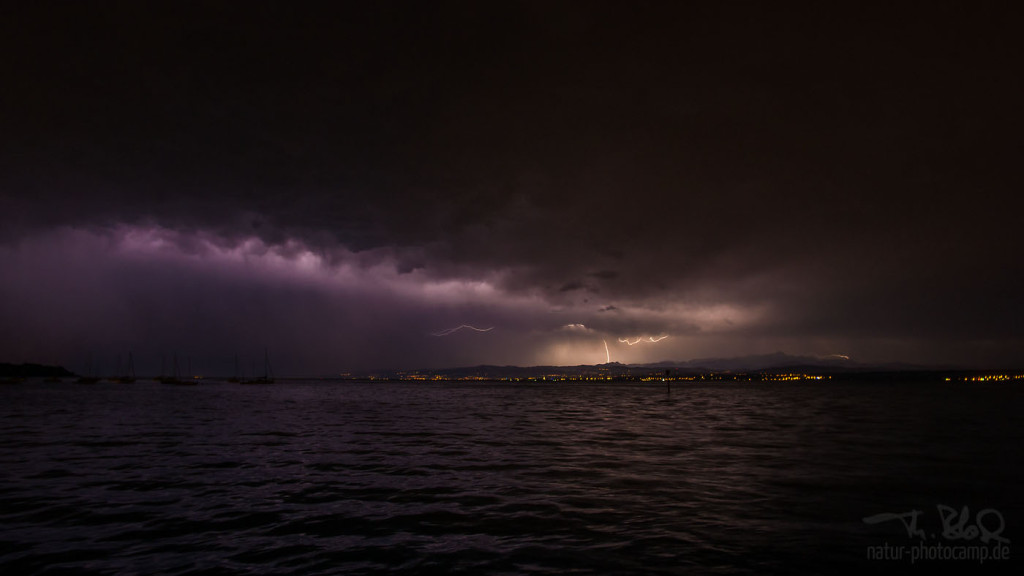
[947,374,1024,382]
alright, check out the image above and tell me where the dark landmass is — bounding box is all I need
[341,353,1022,383]
[642,351,940,372]
[3,355,1020,384]
[0,363,76,378]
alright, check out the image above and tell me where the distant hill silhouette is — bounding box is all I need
[350,352,970,380]
[0,363,76,378]
[645,351,959,372]
[645,352,860,372]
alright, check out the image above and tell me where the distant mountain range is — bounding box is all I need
[354,352,957,380]
[3,354,1006,382]
[640,352,929,372]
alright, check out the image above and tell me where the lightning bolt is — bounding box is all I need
[618,335,669,345]
[604,339,610,363]
[431,325,495,337]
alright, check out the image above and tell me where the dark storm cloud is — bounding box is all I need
[2,2,1022,369]
[0,227,558,372]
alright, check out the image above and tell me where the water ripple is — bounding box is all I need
[1,380,1022,574]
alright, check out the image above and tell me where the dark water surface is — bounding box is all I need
[2,380,1021,574]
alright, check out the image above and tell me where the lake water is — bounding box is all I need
[1,379,1020,574]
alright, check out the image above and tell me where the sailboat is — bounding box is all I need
[158,353,196,386]
[240,349,274,384]
[227,354,241,383]
[110,352,137,383]
[76,355,101,384]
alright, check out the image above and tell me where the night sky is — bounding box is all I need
[2,2,1021,375]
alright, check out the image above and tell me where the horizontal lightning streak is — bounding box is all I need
[618,335,669,345]
[431,325,495,337]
